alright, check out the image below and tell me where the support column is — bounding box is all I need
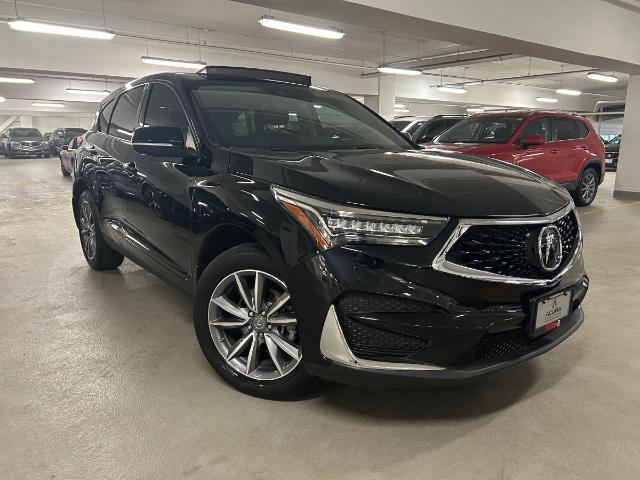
[614,74,640,199]
[363,75,396,120]
[19,115,33,128]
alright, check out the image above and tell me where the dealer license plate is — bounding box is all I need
[533,290,572,334]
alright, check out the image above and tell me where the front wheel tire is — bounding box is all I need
[76,190,124,270]
[573,168,598,206]
[193,244,317,399]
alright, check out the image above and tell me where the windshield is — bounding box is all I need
[10,128,42,138]
[438,116,524,144]
[192,82,413,151]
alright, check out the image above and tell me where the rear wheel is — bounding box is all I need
[574,167,598,206]
[76,190,124,270]
[194,244,317,399]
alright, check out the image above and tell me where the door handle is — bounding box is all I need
[124,161,138,173]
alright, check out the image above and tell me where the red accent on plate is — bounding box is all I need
[544,320,559,333]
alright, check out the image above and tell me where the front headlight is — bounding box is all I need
[272,186,448,249]
[10,141,20,148]
[40,141,48,146]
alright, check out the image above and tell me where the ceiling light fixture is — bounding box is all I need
[394,103,406,108]
[586,72,618,83]
[141,56,206,69]
[378,67,421,76]
[9,19,115,39]
[394,108,410,113]
[466,107,485,113]
[258,16,344,39]
[31,102,65,108]
[556,88,582,96]
[66,88,110,96]
[465,81,482,87]
[0,76,35,84]
[0,97,6,103]
[437,85,468,94]
[536,97,558,103]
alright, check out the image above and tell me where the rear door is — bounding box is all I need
[549,117,584,184]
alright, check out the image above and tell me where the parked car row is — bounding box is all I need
[0,127,86,158]
[604,134,621,170]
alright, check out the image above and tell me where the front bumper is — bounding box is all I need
[8,146,48,155]
[286,233,587,387]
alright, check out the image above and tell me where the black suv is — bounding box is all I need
[49,127,87,155]
[72,67,588,398]
[1,128,49,158]
[390,115,465,144]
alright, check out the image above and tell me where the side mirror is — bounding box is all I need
[62,145,69,151]
[132,126,196,157]
[522,135,545,147]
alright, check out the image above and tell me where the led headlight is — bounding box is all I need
[40,141,48,146]
[272,186,448,249]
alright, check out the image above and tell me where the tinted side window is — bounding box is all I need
[520,117,551,142]
[108,86,144,140]
[418,120,448,143]
[576,120,589,138]
[97,99,116,133]
[551,118,580,141]
[144,84,189,139]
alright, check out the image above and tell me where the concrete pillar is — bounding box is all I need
[363,75,396,120]
[614,74,640,199]
[19,116,33,128]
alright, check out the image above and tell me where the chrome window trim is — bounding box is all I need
[319,305,445,371]
[432,202,583,286]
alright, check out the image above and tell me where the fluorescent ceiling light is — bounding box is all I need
[0,97,5,103]
[437,85,468,94]
[465,81,482,86]
[9,19,114,39]
[466,107,485,113]
[0,76,35,84]
[258,16,344,39]
[378,67,421,76]
[394,108,410,113]
[394,103,406,108]
[141,56,206,69]
[66,88,110,96]
[586,72,618,83]
[32,102,65,108]
[556,88,582,96]
[536,97,558,103]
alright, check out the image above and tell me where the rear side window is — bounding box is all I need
[108,86,144,140]
[519,117,551,142]
[576,120,590,138]
[418,120,449,143]
[97,99,116,133]
[550,118,580,141]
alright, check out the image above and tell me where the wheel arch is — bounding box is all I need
[71,179,89,228]
[580,157,604,184]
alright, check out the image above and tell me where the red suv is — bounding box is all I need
[429,111,605,206]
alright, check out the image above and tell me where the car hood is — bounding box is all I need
[10,136,44,142]
[227,148,570,218]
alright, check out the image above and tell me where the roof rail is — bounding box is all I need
[198,66,311,86]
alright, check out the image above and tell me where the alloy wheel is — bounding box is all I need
[79,200,97,260]
[580,172,597,203]
[208,269,301,381]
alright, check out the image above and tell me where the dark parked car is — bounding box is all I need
[429,112,606,206]
[72,67,587,398]
[49,128,87,155]
[59,136,83,176]
[390,115,465,145]
[43,132,52,142]
[605,134,621,170]
[0,128,49,158]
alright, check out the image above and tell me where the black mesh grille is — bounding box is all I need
[338,292,438,314]
[446,210,579,279]
[340,317,429,360]
[473,329,531,361]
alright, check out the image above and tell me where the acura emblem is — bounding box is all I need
[538,225,563,272]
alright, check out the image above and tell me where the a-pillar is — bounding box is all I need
[614,74,640,199]
[363,74,396,121]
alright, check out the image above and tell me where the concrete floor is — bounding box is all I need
[1,156,639,480]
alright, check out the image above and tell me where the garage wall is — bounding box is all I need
[32,116,94,133]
